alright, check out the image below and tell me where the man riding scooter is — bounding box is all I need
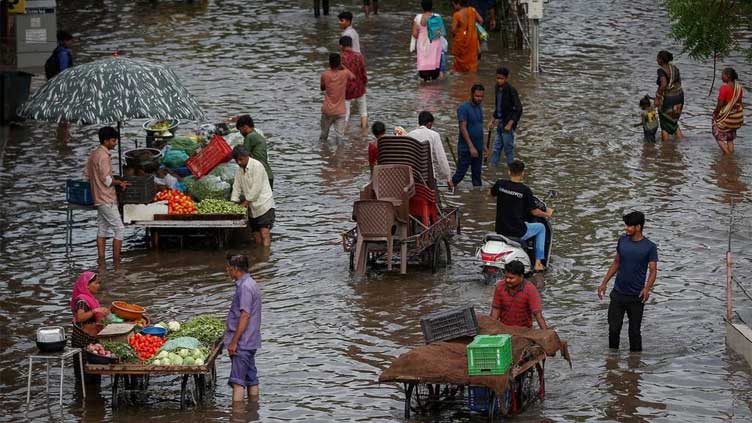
[490,160,553,272]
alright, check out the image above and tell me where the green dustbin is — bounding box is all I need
[0,71,33,123]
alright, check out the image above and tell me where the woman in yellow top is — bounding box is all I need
[451,0,483,73]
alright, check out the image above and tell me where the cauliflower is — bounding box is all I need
[168,321,181,332]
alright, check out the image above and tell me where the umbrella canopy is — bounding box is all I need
[18,57,206,124]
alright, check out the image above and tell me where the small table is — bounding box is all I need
[26,347,86,406]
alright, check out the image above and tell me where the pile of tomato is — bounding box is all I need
[154,189,196,215]
[129,333,167,361]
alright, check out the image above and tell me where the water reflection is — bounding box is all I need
[600,354,666,421]
[230,400,260,422]
[711,155,748,205]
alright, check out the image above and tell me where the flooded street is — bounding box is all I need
[2,0,752,420]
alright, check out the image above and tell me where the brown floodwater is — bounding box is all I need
[2,0,752,421]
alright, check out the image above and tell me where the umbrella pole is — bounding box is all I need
[117,121,122,175]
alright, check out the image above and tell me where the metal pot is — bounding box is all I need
[36,326,66,353]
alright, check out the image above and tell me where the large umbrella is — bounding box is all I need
[18,56,206,172]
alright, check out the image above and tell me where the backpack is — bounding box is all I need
[44,47,61,80]
[426,14,446,42]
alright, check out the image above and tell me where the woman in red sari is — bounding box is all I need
[712,67,744,155]
[451,0,483,73]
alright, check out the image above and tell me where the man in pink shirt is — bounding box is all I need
[320,53,354,142]
[84,127,129,262]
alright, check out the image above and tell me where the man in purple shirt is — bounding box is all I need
[224,254,262,401]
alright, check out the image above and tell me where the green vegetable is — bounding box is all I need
[160,336,200,351]
[184,357,195,366]
[167,315,224,345]
[196,199,246,215]
[103,342,139,363]
[195,358,205,366]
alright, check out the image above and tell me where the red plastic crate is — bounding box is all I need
[185,135,232,178]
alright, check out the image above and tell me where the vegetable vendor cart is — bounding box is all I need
[85,338,223,409]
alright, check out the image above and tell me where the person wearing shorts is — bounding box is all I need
[224,254,262,402]
[84,126,129,262]
[230,145,275,246]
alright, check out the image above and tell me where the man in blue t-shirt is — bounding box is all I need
[597,211,658,352]
[451,84,487,187]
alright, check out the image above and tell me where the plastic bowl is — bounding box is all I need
[140,326,167,338]
[142,118,180,133]
[111,301,145,321]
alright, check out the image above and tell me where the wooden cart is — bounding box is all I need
[341,206,461,273]
[399,350,546,421]
[85,339,223,409]
[131,214,248,249]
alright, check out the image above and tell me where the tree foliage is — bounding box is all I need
[664,0,752,61]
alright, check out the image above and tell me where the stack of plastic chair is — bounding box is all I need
[352,200,397,274]
[372,164,414,274]
[376,136,439,227]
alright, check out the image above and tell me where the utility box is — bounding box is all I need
[0,70,33,122]
[14,0,57,68]
[527,0,543,19]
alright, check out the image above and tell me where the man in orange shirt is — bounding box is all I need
[84,127,129,262]
[320,53,354,142]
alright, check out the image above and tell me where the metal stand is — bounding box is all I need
[26,348,86,406]
[66,203,96,252]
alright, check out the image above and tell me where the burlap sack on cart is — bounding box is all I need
[378,315,571,395]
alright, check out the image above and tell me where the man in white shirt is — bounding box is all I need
[407,111,454,190]
[338,11,361,54]
[230,146,276,247]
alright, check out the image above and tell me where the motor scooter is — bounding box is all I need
[476,191,555,284]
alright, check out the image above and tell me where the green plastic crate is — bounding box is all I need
[467,334,512,376]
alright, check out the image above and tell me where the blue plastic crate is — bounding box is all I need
[466,386,497,413]
[66,180,94,206]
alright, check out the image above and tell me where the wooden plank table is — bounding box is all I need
[85,339,223,409]
[130,215,247,248]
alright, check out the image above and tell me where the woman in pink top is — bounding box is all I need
[412,0,443,81]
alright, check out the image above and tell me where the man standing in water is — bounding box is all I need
[451,84,487,187]
[338,11,361,53]
[597,211,658,352]
[320,53,354,142]
[230,146,275,247]
[488,67,523,167]
[407,111,453,190]
[225,254,262,403]
[236,115,274,189]
[339,36,368,130]
[491,260,548,329]
[84,126,129,263]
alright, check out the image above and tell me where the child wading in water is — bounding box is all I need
[638,95,659,142]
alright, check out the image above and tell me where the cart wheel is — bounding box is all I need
[409,383,433,413]
[431,236,451,273]
[488,384,514,421]
[404,383,414,419]
[111,374,120,410]
[519,363,543,407]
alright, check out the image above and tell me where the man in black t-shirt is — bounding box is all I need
[490,160,553,271]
